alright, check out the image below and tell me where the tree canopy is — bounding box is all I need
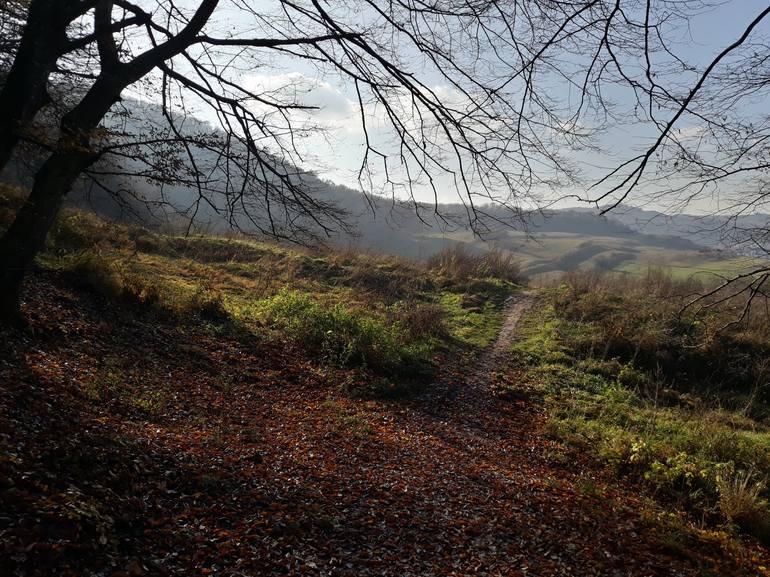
[0,1,769,322]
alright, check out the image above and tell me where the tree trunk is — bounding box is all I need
[0,0,213,323]
[0,152,92,323]
[0,0,71,173]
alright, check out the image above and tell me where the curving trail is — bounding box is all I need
[4,282,765,577]
[471,291,535,386]
[417,291,535,423]
[279,290,739,577]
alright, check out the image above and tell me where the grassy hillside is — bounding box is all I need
[505,270,770,548]
[21,202,524,392]
[3,187,770,575]
[432,229,757,280]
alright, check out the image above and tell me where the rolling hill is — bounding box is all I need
[3,98,766,279]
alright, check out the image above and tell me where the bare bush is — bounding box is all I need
[393,302,448,340]
[427,245,523,283]
[479,248,525,284]
[717,471,770,541]
[427,245,480,281]
[563,269,605,299]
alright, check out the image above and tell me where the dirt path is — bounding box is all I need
[297,290,742,577]
[418,291,533,423]
[6,283,764,577]
[310,292,692,576]
[471,292,535,385]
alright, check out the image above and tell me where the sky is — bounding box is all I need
[125,0,770,216]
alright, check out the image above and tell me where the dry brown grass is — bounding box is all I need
[717,471,770,538]
[427,244,524,283]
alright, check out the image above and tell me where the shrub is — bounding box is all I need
[346,257,433,301]
[261,290,434,377]
[717,471,770,542]
[69,252,161,307]
[428,244,524,284]
[551,269,770,401]
[563,269,603,298]
[644,452,705,495]
[391,301,448,340]
[427,244,480,281]
[480,247,525,283]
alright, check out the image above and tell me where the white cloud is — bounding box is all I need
[236,75,492,203]
[671,125,708,143]
[244,72,361,133]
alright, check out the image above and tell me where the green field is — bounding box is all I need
[431,230,762,281]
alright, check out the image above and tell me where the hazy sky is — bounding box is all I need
[126,1,770,214]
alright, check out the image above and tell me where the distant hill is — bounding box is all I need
[3,98,765,278]
[574,205,770,255]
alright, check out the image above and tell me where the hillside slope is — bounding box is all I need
[2,202,769,576]
[3,97,763,277]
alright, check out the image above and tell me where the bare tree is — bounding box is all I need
[0,0,768,325]
[577,2,770,321]
[0,0,598,322]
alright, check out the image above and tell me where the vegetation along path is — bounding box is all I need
[381,291,714,577]
[2,273,767,576]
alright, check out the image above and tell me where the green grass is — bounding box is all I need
[433,228,760,280]
[258,289,434,377]
[508,289,770,543]
[615,257,758,280]
[439,285,512,349]
[10,197,520,398]
[440,292,502,348]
